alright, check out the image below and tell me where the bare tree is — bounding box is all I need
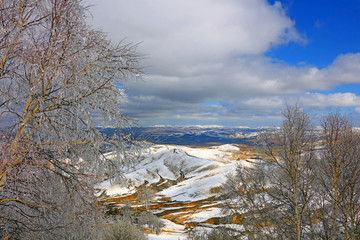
[222,162,274,239]
[136,185,155,210]
[103,218,147,240]
[259,105,316,240]
[0,0,142,238]
[223,107,360,240]
[316,113,360,240]
[222,105,317,239]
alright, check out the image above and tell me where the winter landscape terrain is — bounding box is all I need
[3,0,360,239]
[98,140,261,239]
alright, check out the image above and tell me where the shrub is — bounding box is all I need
[103,219,147,240]
[137,212,164,234]
[186,227,236,240]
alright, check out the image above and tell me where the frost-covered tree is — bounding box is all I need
[103,218,147,240]
[136,185,155,210]
[259,105,317,240]
[315,113,360,240]
[0,0,142,238]
[223,107,360,239]
[223,105,317,239]
[223,163,274,239]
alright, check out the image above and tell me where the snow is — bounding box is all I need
[156,165,232,201]
[148,233,186,240]
[147,219,186,240]
[100,144,253,239]
[103,144,241,198]
[230,132,259,139]
[187,207,224,222]
[106,185,135,196]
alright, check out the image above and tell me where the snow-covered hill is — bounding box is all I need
[99,144,257,239]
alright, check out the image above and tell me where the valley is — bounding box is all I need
[98,144,260,239]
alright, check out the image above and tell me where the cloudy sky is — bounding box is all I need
[87,0,360,127]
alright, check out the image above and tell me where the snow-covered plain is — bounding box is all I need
[100,144,255,239]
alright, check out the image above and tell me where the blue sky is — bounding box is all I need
[267,0,360,68]
[88,0,360,127]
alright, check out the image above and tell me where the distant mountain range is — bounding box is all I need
[99,126,269,146]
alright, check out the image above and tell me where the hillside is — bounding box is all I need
[98,144,260,239]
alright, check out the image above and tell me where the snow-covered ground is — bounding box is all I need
[104,144,239,199]
[147,218,186,240]
[100,144,255,239]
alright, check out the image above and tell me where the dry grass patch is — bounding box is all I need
[209,186,222,194]
[159,196,171,202]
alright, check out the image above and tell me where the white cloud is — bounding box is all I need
[87,0,303,73]
[242,97,284,108]
[126,52,360,103]
[86,0,360,126]
[300,92,360,108]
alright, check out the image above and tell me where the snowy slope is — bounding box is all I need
[105,145,239,198]
[100,144,254,239]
